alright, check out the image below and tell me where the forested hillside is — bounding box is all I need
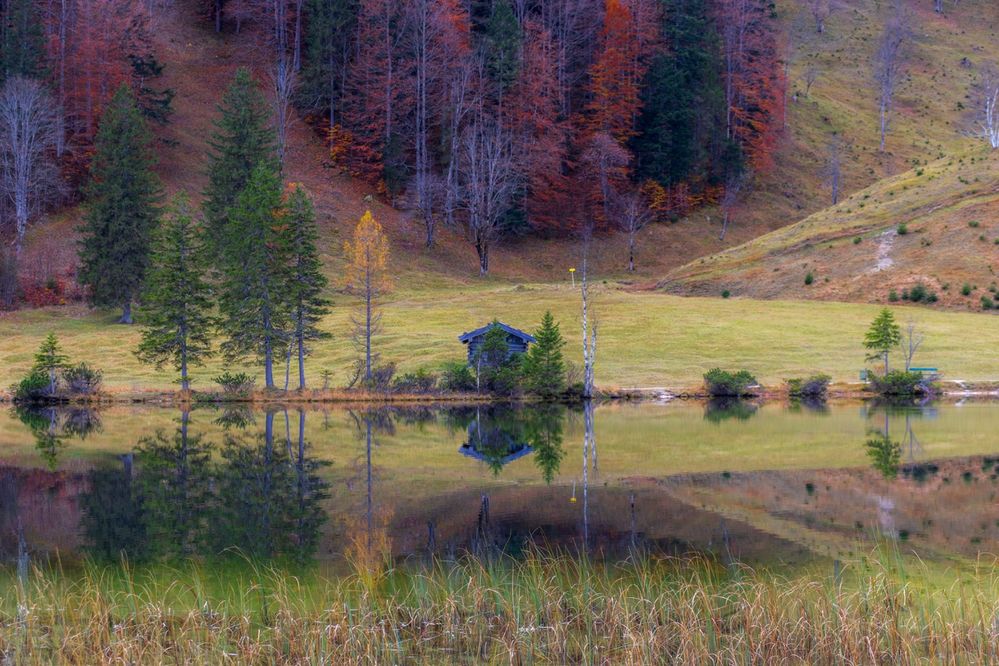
[0,0,996,305]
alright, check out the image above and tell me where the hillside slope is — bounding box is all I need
[17,0,999,289]
[661,146,999,309]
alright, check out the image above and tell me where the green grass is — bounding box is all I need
[3,547,999,663]
[4,284,999,392]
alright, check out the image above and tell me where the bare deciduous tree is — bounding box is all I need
[270,56,297,165]
[804,66,819,96]
[874,5,910,153]
[0,77,62,259]
[974,63,999,149]
[615,188,652,272]
[902,321,924,371]
[458,115,520,275]
[807,0,830,33]
[718,171,746,241]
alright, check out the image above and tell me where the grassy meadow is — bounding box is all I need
[4,283,999,394]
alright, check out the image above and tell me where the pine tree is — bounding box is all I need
[135,194,216,391]
[300,0,356,127]
[864,308,902,375]
[285,184,331,390]
[78,84,161,324]
[1,0,48,82]
[522,311,566,398]
[203,68,276,252]
[33,332,69,395]
[218,163,291,390]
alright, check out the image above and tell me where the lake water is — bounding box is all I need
[3,399,999,570]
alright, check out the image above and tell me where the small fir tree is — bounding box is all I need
[135,194,216,391]
[864,307,902,375]
[33,333,69,395]
[285,184,331,389]
[203,68,277,252]
[78,84,161,324]
[522,311,566,398]
[217,163,291,390]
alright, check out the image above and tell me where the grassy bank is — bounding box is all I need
[2,550,999,663]
[4,285,999,394]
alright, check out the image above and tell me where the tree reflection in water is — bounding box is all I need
[79,408,330,565]
[12,405,103,469]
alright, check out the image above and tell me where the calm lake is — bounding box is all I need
[3,399,999,570]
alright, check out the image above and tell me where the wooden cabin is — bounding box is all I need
[458,322,536,366]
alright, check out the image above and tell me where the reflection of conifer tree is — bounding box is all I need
[866,432,901,480]
[79,458,147,561]
[290,410,330,563]
[135,411,214,558]
[525,405,566,484]
[12,405,102,469]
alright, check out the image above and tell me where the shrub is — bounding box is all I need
[969,220,980,228]
[364,362,397,391]
[393,368,437,394]
[786,374,831,398]
[703,368,758,397]
[962,283,972,296]
[888,290,899,302]
[804,272,814,286]
[896,223,908,235]
[867,370,935,397]
[213,371,256,396]
[11,369,53,402]
[908,282,929,302]
[983,296,994,310]
[63,363,103,394]
[439,361,476,393]
[853,236,862,244]
[721,290,730,299]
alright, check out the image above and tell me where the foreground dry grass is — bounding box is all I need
[3,552,999,664]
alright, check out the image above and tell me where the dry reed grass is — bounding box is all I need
[3,550,999,664]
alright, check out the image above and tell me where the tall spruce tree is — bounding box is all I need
[135,194,215,391]
[300,0,356,127]
[522,311,566,398]
[1,0,47,82]
[483,0,521,93]
[203,67,276,252]
[285,184,331,390]
[33,332,69,395]
[78,84,161,324]
[632,0,728,187]
[218,163,291,390]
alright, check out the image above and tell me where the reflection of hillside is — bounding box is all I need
[0,466,87,560]
[661,457,999,560]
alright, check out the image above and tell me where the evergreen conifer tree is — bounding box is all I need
[285,184,331,390]
[78,84,161,324]
[1,0,47,82]
[33,332,69,395]
[218,163,291,389]
[522,311,566,398]
[135,194,216,391]
[203,68,276,252]
[484,0,521,93]
[865,308,902,375]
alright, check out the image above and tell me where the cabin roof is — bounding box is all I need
[458,322,536,345]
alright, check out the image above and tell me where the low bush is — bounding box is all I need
[867,370,935,397]
[63,363,103,394]
[962,283,972,296]
[786,374,831,398]
[363,362,397,391]
[982,296,994,310]
[804,272,814,286]
[213,371,255,396]
[896,223,908,235]
[439,361,477,393]
[393,368,437,394]
[703,368,758,397]
[11,369,53,402]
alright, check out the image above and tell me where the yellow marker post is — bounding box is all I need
[569,267,576,288]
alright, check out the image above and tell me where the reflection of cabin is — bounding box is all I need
[459,441,533,466]
[458,322,536,366]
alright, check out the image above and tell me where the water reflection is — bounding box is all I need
[703,398,758,423]
[12,405,103,469]
[78,409,330,564]
[7,400,999,568]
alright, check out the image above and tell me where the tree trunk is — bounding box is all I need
[119,300,133,325]
[264,338,275,389]
[477,239,489,275]
[180,349,189,392]
[628,235,636,272]
[884,350,889,376]
[298,334,306,390]
[365,277,373,381]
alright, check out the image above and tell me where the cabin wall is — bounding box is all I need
[465,334,530,365]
